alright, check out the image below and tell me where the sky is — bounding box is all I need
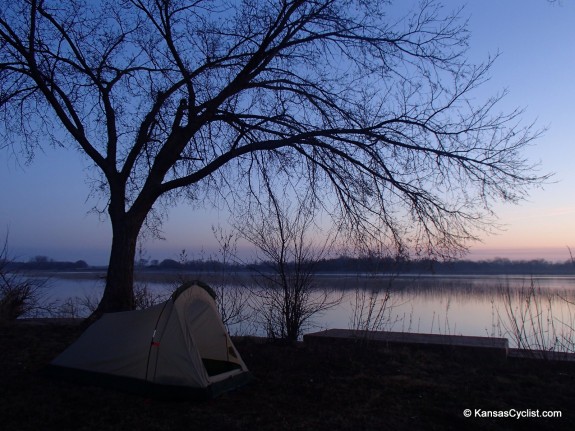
[1,0,574,266]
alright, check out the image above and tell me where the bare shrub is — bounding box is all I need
[350,286,394,333]
[133,282,168,310]
[237,186,341,341]
[55,297,89,319]
[497,279,575,355]
[0,234,53,321]
[210,226,253,335]
[348,241,406,338]
[56,281,166,318]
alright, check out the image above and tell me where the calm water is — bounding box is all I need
[32,273,575,350]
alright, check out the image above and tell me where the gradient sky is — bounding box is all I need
[1,0,574,265]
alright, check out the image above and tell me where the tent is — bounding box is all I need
[48,281,251,399]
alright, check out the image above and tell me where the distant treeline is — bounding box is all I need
[7,255,575,275]
[141,256,575,275]
[5,256,89,271]
[396,258,575,275]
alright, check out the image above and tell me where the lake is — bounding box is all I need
[29,272,575,351]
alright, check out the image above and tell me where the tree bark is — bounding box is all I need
[91,196,150,318]
[92,217,138,316]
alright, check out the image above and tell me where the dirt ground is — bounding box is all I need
[1,321,574,430]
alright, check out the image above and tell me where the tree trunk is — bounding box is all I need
[92,213,143,317]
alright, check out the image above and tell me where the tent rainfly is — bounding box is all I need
[48,281,251,399]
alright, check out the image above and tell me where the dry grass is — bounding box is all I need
[1,321,575,430]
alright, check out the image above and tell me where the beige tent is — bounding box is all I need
[48,281,251,399]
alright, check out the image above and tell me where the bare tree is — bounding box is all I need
[236,178,339,341]
[0,0,547,315]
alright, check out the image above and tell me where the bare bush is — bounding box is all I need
[55,297,90,319]
[348,241,406,338]
[56,281,166,319]
[237,184,341,341]
[0,234,53,321]
[210,226,253,334]
[497,280,575,355]
[133,282,168,310]
[350,286,395,334]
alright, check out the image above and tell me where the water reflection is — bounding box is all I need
[319,275,575,351]
[31,273,575,351]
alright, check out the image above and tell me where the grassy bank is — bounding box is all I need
[1,321,574,430]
